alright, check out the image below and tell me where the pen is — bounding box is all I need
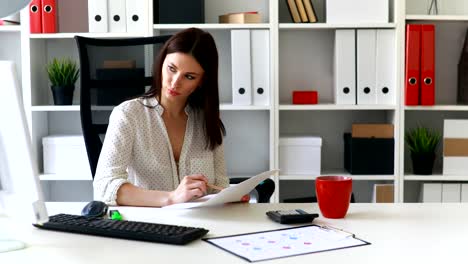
[206,183,224,191]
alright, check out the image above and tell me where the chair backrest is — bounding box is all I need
[75,35,171,178]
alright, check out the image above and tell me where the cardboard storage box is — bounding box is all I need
[372,184,394,203]
[443,119,468,175]
[344,133,394,174]
[42,135,92,179]
[326,0,389,24]
[279,137,322,175]
[219,12,261,24]
[352,124,394,138]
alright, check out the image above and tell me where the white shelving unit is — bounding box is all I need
[276,0,401,203]
[402,0,468,202]
[5,0,467,203]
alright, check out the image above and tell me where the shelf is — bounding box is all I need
[406,15,468,21]
[154,23,270,30]
[405,175,468,181]
[0,25,21,32]
[405,105,468,111]
[31,105,80,111]
[40,174,92,181]
[41,174,260,181]
[280,173,394,181]
[279,104,396,110]
[279,23,396,29]
[29,32,148,39]
[220,104,270,110]
[31,104,268,111]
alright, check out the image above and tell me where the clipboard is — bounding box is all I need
[203,224,370,262]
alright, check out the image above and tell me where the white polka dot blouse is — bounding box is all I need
[93,97,229,205]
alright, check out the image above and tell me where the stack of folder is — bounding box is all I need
[231,30,270,106]
[29,0,57,33]
[405,24,435,106]
[421,183,468,203]
[88,0,148,33]
[334,29,396,105]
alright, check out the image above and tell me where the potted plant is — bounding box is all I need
[46,58,79,105]
[405,126,441,175]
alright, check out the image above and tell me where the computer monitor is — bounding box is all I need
[0,61,48,252]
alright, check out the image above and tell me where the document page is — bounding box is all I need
[163,170,278,209]
[204,225,370,262]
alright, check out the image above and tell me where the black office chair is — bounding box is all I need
[230,177,275,203]
[75,35,275,203]
[75,35,171,178]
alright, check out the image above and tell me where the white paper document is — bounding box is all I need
[163,170,278,209]
[205,225,370,262]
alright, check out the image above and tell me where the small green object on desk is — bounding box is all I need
[110,210,123,221]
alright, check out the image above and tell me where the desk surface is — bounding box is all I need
[1,202,466,263]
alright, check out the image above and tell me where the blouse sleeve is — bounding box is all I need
[213,143,230,189]
[93,106,135,205]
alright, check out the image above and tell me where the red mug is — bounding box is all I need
[315,176,352,219]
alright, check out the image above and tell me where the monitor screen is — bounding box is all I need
[0,61,48,224]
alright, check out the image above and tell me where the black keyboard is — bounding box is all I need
[33,213,209,245]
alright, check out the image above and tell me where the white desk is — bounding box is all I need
[1,202,466,263]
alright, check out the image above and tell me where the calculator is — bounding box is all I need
[266,209,319,224]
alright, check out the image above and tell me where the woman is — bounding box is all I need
[94,28,230,207]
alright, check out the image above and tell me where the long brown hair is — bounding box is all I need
[143,28,225,150]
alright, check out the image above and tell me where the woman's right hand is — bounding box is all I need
[168,174,208,204]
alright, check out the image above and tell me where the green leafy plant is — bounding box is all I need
[46,58,79,87]
[405,126,441,154]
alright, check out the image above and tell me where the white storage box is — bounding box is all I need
[443,157,468,175]
[279,137,322,175]
[326,0,389,24]
[42,135,92,179]
[444,119,468,138]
